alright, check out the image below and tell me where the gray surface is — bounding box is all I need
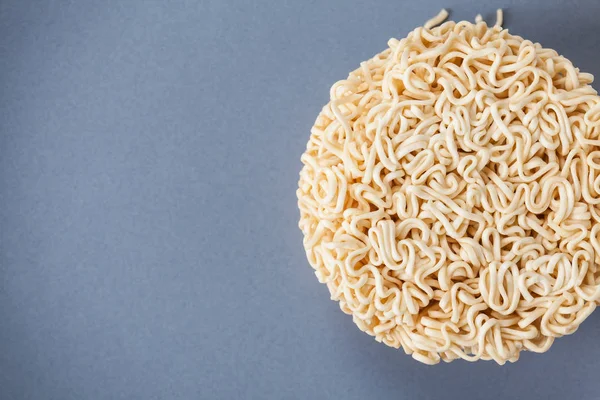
[2,0,600,399]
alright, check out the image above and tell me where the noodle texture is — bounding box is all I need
[297,9,600,364]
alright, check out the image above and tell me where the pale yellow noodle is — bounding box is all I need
[424,9,449,30]
[297,9,600,364]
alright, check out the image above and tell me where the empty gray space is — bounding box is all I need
[2,0,600,399]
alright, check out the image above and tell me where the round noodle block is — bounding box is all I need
[297,10,600,365]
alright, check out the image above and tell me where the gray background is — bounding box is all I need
[2,0,600,399]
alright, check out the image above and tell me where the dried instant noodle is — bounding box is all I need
[297,9,600,364]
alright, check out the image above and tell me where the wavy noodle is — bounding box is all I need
[297,9,600,364]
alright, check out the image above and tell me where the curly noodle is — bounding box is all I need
[297,9,600,364]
